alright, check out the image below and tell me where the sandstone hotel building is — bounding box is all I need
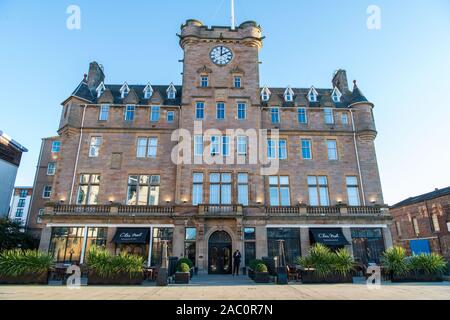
[33,19,393,274]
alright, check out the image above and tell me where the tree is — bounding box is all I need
[0,219,37,251]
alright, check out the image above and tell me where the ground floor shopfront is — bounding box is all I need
[39,218,393,274]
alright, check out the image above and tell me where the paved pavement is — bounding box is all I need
[0,275,449,300]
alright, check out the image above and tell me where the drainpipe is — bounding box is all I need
[69,104,87,204]
[350,110,366,206]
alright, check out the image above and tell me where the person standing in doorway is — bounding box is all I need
[233,250,242,276]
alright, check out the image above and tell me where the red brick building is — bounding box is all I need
[390,187,450,261]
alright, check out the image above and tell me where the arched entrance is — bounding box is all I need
[208,231,232,274]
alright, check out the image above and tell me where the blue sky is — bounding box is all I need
[1,0,449,205]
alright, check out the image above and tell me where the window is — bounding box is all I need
[269,176,290,206]
[17,199,26,208]
[192,173,203,205]
[200,76,209,88]
[301,139,312,160]
[37,209,44,224]
[237,136,247,156]
[285,93,293,102]
[210,136,220,156]
[308,176,329,206]
[222,136,230,156]
[194,135,204,156]
[341,113,349,125]
[324,108,334,124]
[216,102,225,120]
[43,186,52,199]
[96,83,105,98]
[88,137,102,158]
[270,107,280,124]
[432,214,440,232]
[51,141,61,153]
[84,228,108,259]
[127,175,160,206]
[234,76,241,88]
[98,105,110,121]
[238,173,249,206]
[185,228,197,266]
[209,173,232,205]
[237,102,246,120]
[49,227,85,264]
[327,140,338,160]
[262,92,270,102]
[351,228,385,265]
[151,228,173,266]
[412,218,420,236]
[395,221,402,237]
[346,176,361,206]
[150,106,160,122]
[267,139,287,160]
[308,90,317,102]
[332,90,341,103]
[267,228,301,264]
[19,189,28,198]
[144,88,153,99]
[125,105,135,121]
[167,89,176,99]
[120,84,130,98]
[136,138,158,158]
[298,108,307,124]
[76,174,100,205]
[244,227,256,266]
[167,111,175,123]
[196,102,205,120]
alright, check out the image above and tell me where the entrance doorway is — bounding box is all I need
[208,231,232,275]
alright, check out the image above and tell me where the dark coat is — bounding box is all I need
[233,251,242,262]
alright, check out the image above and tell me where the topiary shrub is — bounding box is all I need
[177,258,193,270]
[255,263,268,273]
[249,259,265,271]
[177,262,190,273]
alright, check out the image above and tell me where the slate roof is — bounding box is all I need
[70,80,182,106]
[391,187,450,209]
[69,80,368,109]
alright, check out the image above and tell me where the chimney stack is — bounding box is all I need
[332,69,350,94]
[87,61,105,92]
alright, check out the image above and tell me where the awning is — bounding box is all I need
[310,228,350,246]
[112,228,149,244]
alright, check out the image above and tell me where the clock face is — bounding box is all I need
[210,46,233,66]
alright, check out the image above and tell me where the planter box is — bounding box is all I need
[0,272,49,285]
[391,273,444,283]
[300,271,353,284]
[87,271,144,285]
[254,272,270,283]
[175,272,190,284]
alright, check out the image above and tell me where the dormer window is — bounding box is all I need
[143,83,153,99]
[308,87,318,103]
[167,83,177,100]
[120,82,130,99]
[96,82,105,98]
[261,86,271,102]
[284,87,294,102]
[331,87,342,103]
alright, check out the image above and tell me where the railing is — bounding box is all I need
[53,205,111,214]
[199,204,242,215]
[307,206,341,215]
[118,205,174,214]
[265,205,389,216]
[265,206,300,214]
[347,206,385,215]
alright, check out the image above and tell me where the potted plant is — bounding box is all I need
[177,258,194,279]
[254,263,270,283]
[382,247,447,282]
[175,262,191,284]
[86,247,144,285]
[297,244,354,284]
[248,259,264,280]
[0,249,52,284]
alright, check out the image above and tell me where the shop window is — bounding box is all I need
[244,227,256,266]
[49,227,85,264]
[185,227,197,266]
[351,228,385,265]
[267,228,301,265]
[84,227,108,258]
[151,228,173,267]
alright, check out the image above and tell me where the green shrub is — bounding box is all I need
[296,244,354,278]
[255,263,268,273]
[87,247,144,278]
[177,258,193,270]
[381,247,410,276]
[409,253,447,275]
[0,249,53,276]
[177,262,190,273]
[249,259,265,271]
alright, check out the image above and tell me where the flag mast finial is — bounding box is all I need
[231,0,236,30]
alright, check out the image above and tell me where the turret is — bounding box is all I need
[349,80,377,141]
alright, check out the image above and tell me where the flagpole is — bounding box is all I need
[231,0,235,30]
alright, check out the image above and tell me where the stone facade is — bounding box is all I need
[36,20,392,273]
[390,190,450,261]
